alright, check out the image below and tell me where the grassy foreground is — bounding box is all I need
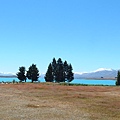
[0,83,120,120]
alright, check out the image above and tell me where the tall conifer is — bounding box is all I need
[55,58,64,82]
[116,70,120,85]
[44,63,54,82]
[52,58,57,81]
[64,61,68,81]
[66,64,74,82]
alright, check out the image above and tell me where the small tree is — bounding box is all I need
[16,66,26,82]
[44,63,54,82]
[116,70,120,85]
[26,64,39,83]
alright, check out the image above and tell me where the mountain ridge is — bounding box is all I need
[74,68,117,79]
[0,68,118,79]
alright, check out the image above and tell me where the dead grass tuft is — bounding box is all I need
[26,104,40,108]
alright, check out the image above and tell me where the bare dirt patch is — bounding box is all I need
[0,83,120,120]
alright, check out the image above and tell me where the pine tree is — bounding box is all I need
[55,58,64,82]
[26,64,39,83]
[44,63,54,82]
[52,58,57,81]
[64,61,68,81]
[66,64,74,83]
[116,70,120,85]
[16,66,26,82]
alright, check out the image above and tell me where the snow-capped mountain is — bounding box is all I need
[74,68,117,79]
[0,72,16,77]
[0,68,118,79]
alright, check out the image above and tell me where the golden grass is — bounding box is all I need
[0,83,120,120]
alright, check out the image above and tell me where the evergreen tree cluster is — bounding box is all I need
[16,64,39,83]
[45,58,74,83]
[116,71,120,85]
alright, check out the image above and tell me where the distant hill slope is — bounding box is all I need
[74,68,117,79]
[0,72,16,77]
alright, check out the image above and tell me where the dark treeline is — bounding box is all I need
[44,58,74,83]
[16,58,74,83]
[15,58,120,86]
[16,64,39,83]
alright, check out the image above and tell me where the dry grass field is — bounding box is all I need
[0,83,120,120]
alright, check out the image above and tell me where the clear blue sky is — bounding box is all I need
[0,0,120,74]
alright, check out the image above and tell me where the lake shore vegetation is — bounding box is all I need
[16,64,39,83]
[45,58,74,83]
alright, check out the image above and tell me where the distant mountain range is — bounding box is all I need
[0,72,16,77]
[74,68,118,79]
[40,68,118,79]
[0,68,118,79]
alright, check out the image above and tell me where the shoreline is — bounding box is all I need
[0,76,116,80]
[75,78,117,80]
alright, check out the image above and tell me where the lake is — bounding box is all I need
[0,78,116,85]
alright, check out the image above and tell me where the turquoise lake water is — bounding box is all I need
[0,78,116,85]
